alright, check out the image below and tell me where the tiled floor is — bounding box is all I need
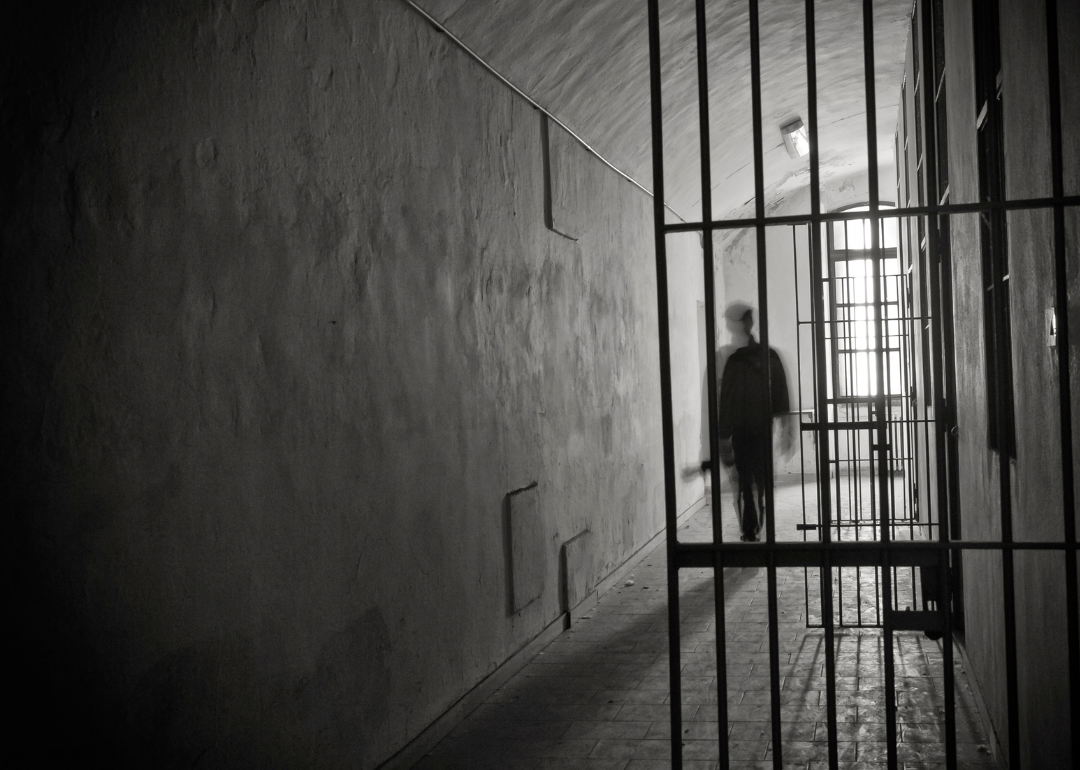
[414,480,997,770]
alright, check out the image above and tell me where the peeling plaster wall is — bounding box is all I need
[2,1,704,766]
[937,0,1079,765]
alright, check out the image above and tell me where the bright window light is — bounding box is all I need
[832,205,898,251]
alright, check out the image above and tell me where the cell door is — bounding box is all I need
[794,211,942,630]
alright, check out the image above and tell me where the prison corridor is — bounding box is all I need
[415,482,996,769]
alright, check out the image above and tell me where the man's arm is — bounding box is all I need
[770,349,796,459]
[716,355,739,466]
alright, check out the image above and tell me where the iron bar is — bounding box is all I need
[971,0,1022,761]
[691,0,731,765]
[826,215,850,626]
[662,194,1080,233]
[858,0,899,764]
[645,2,683,767]
[917,0,957,763]
[803,0,839,761]
[674,541,1079,573]
[1044,0,1080,762]
[677,539,1079,554]
[746,2,784,764]
[1000,459,1021,770]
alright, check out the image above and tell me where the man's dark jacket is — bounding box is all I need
[717,340,790,439]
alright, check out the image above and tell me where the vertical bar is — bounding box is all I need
[691,1,731,766]
[826,248,848,626]
[1045,0,1080,763]
[999,406,1020,770]
[805,0,841,763]
[861,1,898,767]
[971,0,1022,761]
[917,2,957,764]
[901,269,918,535]
[809,236,829,633]
[645,2,683,767]
[795,228,814,626]
[746,1,783,765]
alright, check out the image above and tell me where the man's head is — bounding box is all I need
[723,301,754,344]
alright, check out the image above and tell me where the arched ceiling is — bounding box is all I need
[413,0,911,221]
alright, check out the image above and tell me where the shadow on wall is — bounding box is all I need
[129,608,393,767]
[10,523,395,768]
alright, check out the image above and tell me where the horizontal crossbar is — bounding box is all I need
[663,194,1080,233]
[674,539,1079,570]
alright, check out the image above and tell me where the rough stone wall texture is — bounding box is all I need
[935,0,1079,765]
[2,1,704,765]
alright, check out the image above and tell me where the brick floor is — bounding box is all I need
[414,480,997,770]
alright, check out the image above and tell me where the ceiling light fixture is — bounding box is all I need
[781,118,810,158]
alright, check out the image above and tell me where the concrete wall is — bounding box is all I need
[2,1,705,765]
[936,0,1079,765]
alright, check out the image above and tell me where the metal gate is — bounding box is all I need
[792,213,940,630]
[646,0,1079,768]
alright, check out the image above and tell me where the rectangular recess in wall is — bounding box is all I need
[540,114,580,241]
[508,483,544,613]
[561,529,594,613]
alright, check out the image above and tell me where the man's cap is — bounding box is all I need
[723,301,754,324]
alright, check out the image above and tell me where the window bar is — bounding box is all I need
[804,0,841,759]
[1045,0,1080,762]
[691,0,731,766]
[917,3,958,762]
[645,3,683,767]
[745,1,784,765]
[861,0,899,766]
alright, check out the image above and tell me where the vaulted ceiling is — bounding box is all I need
[413,0,911,221]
